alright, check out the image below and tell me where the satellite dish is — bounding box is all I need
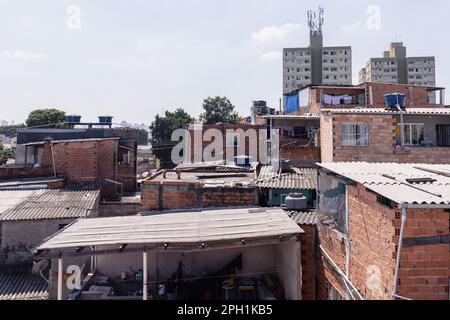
[32,260,50,284]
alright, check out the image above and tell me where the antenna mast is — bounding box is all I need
[307,7,324,33]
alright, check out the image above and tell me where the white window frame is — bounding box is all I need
[398,123,425,146]
[342,123,369,147]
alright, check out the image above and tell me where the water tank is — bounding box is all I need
[384,93,406,109]
[234,155,252,167]
[253,100,267,107]
[285,193,308,211]
[66,115,81,123]
[98,116,113,124]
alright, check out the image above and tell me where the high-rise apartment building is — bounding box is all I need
[283,8,352,94]
[358,42,436,101]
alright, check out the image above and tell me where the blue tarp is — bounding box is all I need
[284,93,299,113]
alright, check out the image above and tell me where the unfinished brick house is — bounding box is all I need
[11,125,138,199]
[263,114,321,162]
[284,82,446,115]
[185,123,268,164]
[141,163,259,211]
[320,108,450,164]
[316,162,450,300]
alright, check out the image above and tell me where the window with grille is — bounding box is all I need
[397,123,425,146]
[342,123,369,146]
[436,125,450,147]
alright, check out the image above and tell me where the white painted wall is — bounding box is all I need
[95,241,301,300]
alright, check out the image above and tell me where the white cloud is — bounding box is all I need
[260,51,282,61]
[2,50,44,60]
[252,23,304,43]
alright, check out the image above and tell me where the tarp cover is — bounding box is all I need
[284,93,299,113]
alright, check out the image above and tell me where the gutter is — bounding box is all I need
[392,204,408,300]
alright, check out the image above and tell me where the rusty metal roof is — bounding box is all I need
[256,166,317,190]
[0,185,100,221]
[0,265,48,300]
[317,162,450,208]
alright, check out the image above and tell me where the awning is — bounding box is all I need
[34,208,303,258]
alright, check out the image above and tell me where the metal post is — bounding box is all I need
[57,256,63,301]
[393,207,408,300]
[143,250,148,301]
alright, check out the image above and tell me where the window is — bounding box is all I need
[436,125,450,147]
[342,123,369,146]
[397,123,424,146]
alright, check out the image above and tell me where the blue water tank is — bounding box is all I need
[99,116,113,124]
[66,115,81,123]
[384,93,406,108]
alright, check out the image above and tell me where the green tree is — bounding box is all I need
[150,108,194,144]
[199,96,240,124]
[0,124,25,137]
[25,108,66,127]
[137,129,149,146]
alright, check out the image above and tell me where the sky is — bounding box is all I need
[0,0,449,124]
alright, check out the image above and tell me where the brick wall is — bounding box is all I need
[299,224,317,300]
[202,189,256,208]
[320,112,450,164]
[280,146,320,162]
[98,203,143,217]
[317,183,450,300]
[189,124,266,163]
[41,140,118,186]
[396,209,450,300]
[141,180,258,211]
[0,166,53,180]
[367,83,437,107]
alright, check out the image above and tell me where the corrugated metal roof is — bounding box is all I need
[256,166,317,190]
[0,266,48,300]
[323,108,450,115]
[0,185,100,221]
[317,162,450,207]
[36,208,303,251]
[287,211,318,226]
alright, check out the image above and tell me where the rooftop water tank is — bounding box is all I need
[98,116,113,125]
[234,155,252,167]
[285,193,308,211]
[384,93,406,109]
[66,115,81,123]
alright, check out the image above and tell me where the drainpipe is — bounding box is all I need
[50,144,57,177]
[395,104,405,149]
[392,205,408,300]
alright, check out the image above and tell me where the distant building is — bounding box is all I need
[283,7,352,94]
[358,42,437,102]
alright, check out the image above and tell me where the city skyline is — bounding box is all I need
[0,0,449,124]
